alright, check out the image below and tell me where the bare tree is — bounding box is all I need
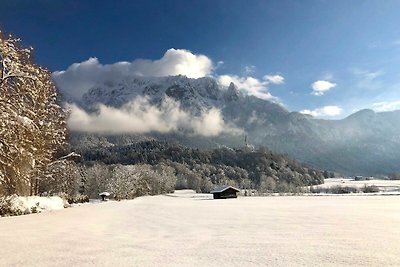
[0,32,67,196]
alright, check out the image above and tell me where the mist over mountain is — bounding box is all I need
[64,75,400,176]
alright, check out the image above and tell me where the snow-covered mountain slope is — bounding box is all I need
[67,75,400,176]
[79,76,244,114]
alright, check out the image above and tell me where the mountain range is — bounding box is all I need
[66,75,400,176]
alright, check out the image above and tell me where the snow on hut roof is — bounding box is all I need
[58,152,81,161]
[210,186,240,194]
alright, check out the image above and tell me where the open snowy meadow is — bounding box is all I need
[1,190,400,267]
[315,178,400,193]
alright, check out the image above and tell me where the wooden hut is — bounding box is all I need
[210,186,240,199]
[99,192,110,201]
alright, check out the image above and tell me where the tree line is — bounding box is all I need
[69,140,325,197]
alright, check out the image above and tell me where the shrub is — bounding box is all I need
[0,195,32,216]
[0,195,20,216]
[330,185,359,194]
[362,185,380,193]
[67,194,90,204]
[309,185,361,194]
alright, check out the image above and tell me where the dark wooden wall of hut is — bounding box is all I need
[213,188,238,199]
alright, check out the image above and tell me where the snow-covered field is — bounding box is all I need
[3,195,66,215]
[318,178,400,193]
[1,190,400,266]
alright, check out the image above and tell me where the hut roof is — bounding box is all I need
[210,186,240,194]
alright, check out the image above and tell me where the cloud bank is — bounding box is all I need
[67,97,241,136]
[311,80,336,96]
[300,105,343,117]
[53,48,283,103]
[53,49,213,100]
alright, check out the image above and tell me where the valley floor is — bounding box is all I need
[1,191,400,266]
[318,178,400,193]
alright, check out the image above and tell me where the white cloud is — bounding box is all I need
[66,97,241,136]
[311,80,337,96]
[372,100,400,112]
[53,49,213,100]
[244,65,256,75]
[263,74,284,84]
[351,68,383,80]
[216,61,224,69]
[191,108,235,136]
[300,105,343,117]
[53,49,284,104]
[218,75,276,101]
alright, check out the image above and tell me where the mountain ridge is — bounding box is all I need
[65,75,400,176]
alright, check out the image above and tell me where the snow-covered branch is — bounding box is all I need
[0,32,67,196]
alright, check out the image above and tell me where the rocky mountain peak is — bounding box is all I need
[225,82,240,102]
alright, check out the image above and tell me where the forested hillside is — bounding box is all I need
[72,140,324,197]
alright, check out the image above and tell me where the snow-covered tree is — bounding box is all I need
[0,32,67,196]
[39,160,81,197]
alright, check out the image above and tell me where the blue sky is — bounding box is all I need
[2,0,400,118]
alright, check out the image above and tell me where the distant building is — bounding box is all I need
[210,186,240,199]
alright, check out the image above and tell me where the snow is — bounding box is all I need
[16,115,35,128]
[58,152,81,160]
[1,192,400,266]
[8,196,65,214]
[210,185,240,193]
[316,178,400,193]
[78,75,244,117]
